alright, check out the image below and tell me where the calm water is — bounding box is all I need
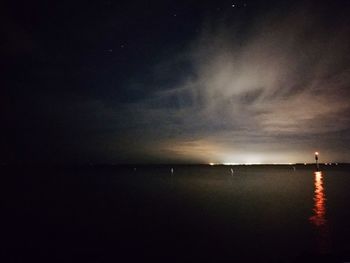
[2,165,350,262]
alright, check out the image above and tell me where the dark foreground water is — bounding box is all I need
[2,165,350,262]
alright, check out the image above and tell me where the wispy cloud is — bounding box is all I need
[131,3,350,163]
[92,2,350,163]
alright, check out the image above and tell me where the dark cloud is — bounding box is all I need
[114,0,350,163]
[4,0,350,164]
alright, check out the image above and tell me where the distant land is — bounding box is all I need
[2,163,350,169]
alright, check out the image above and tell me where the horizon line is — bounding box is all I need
[3,162,349,167]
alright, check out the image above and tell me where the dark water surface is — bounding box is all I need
[2,165,350,262]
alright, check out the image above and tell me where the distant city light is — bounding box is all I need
[208,162,297,166]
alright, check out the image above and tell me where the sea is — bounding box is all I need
[2,164,350,262]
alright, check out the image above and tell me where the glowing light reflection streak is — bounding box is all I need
[309,171,326,226]
[309,171,331,253]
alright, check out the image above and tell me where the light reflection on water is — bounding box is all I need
[309,171,330,253]
[310,171,327,226]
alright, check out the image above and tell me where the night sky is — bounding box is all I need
[3,0,350,164]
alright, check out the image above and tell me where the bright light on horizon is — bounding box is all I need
[208,162,297,166]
